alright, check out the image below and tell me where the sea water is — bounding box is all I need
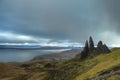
[0,49,69,62]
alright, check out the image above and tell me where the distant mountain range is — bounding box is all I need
[0,44,81,50]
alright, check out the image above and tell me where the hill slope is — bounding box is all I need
[46,48,120,80]
[0,48,120,80]
[76,48,120,80]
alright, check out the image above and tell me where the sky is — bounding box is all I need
[0,0,120,47]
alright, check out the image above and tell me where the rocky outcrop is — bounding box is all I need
[89,36,95,52]
[80,40,89,59]
[80,36,111,59]
[96,41,111,54]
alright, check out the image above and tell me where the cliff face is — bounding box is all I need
[80,37,111,59]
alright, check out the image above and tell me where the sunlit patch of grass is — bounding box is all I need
[76,49,120,80]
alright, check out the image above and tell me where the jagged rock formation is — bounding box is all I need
[89,36,95,52]
[80,36,111,59]
[96,41,111,54]
[80,40,89,59]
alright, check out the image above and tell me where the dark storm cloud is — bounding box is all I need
[1,0,103,41]
[101,0,120,33]
[0,0,120,46]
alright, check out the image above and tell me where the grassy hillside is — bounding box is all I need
[46,48,120,80]
[76,48,120,80]
[0,48,120,80]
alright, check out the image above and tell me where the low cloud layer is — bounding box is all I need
[0,0,120,46]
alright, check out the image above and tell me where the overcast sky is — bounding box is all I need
[0,0,120,47]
